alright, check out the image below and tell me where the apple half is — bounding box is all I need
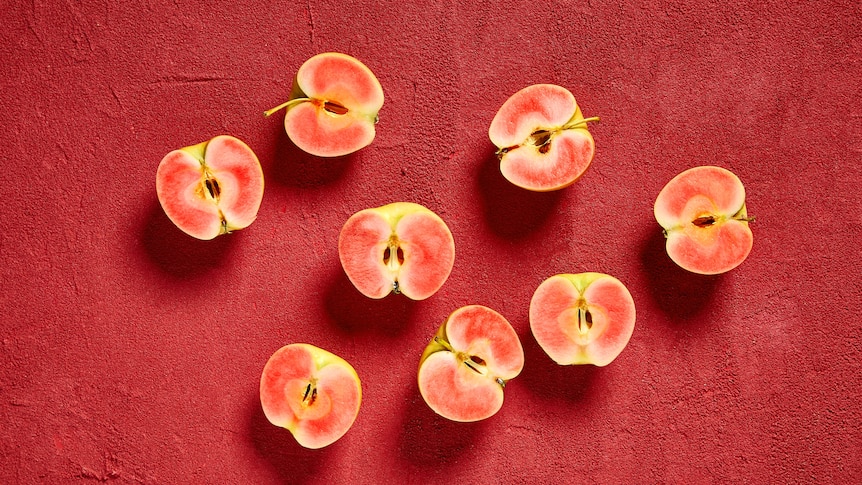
[654,166,754,275]
[530,273,636,367]
[418,305,525,422]
[489,84,599,191]
[338,202,455,300]
[259,343,362,449]
[264,52,384,157]
[155,135,264,240]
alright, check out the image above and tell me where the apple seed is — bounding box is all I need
[302,381,318,407]
[323,101,349,116]
[692,215,717,227]
[204,177,221,201]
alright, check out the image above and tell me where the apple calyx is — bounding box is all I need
[496,115,600,157]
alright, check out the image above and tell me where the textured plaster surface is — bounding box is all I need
[1,1,861,483]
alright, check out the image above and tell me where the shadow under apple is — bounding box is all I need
[269,123,355,188]
[475,150,564,240]
[323,266,419,338]
[246,390,335,483]
[140,199,236,279]
[397,386,487,471]
[517,328,601,404]
[639,224,722,323]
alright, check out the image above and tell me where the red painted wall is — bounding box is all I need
[1,1,860,483]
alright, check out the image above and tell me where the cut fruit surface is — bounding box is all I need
[338,202,455,300]
[265,52,384,157]
[654,166,753,274]
[156,135,264,240]
[260,343,361,449]
[489,84,597,191]
[418,305,524,422]
[530,273,636,367]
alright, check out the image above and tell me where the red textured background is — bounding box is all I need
[2,1,860,483]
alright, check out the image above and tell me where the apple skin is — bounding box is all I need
[489,84,598,191]
[530,273,636,367]
[155,135,264,240]
[259,343,362,449]
[418,305,524,422]
[265,52,384,157]
[338,202,455,300]
[654,166,753,275]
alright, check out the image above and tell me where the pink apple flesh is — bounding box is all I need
[654,166,753,275]
[418,305,524,422]
[259,343,361,449]
[338,202,455,300]
[489,84,597,191]
[155,135,264,240]
[530,273,636,367]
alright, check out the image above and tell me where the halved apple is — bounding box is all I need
[530,273,636,367]
[654,166,754,275]
[338,202,455,300]
[264,52,384,157]
[489,84,598,191]
[418,305,524,422]
[259,343,362,449]
[155,135,264,240]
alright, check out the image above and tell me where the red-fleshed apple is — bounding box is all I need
[530,273,636,367]
[156,135,264,240]
[417,305,524,422]
[654,166,754,275]
[259,343,361,449]
[488,84,599,191]
[338,202,455,300]
[264,52,384,157]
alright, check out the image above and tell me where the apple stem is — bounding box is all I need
[562,116,601,131]
[263,98,310,117]
[433,336,454,353]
